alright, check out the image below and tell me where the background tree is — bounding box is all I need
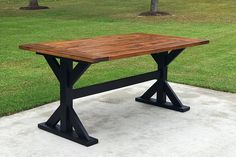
[139,0,169,16]
[20,0,49,10]
[150,0,158,13]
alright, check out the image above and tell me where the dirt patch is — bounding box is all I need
[139,11,170,16]
[19,6,49,10]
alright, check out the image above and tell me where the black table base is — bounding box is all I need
[136,50,190,112]
[38,123,98,146]
[37,48,189,147]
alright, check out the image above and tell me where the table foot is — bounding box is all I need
[135,97,190,112]
[38,122,98,146]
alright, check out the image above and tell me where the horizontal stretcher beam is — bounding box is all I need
[72,71,160,99]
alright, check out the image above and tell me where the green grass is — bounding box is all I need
[0,0,236,116]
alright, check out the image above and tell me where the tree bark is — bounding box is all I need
[20,0,49,10]
[150,0,158,13]
[28,0,39,7]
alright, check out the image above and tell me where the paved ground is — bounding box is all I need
[1,81,236,157]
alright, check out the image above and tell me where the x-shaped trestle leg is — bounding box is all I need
[38,55,98,146]
[135,49,190,112]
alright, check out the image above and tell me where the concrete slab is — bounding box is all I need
[1,81,236,157]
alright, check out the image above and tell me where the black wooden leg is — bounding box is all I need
[38,56,98,146]
[135,49,190,112]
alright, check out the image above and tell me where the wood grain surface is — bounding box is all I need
[19,33,209,63]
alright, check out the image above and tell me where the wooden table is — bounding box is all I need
[19,33,209,146]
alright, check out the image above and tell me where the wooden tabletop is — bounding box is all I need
[19,33,209,63]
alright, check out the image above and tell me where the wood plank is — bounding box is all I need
[19,33,209,63]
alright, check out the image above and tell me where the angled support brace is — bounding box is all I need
[135,49,190,112]
[139,81,158,99]
[38,56,98,146]
[44,55,61,82]
[167,48,184,65]
[45,105,62,126]
[70,61,90,85]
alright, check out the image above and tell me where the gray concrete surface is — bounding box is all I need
[1,81,236,157]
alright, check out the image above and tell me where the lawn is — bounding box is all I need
[0,0,236,116]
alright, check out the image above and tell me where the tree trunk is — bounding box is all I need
[150,0,158,13]
[20,0,49,10]
[28,0,39,8]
